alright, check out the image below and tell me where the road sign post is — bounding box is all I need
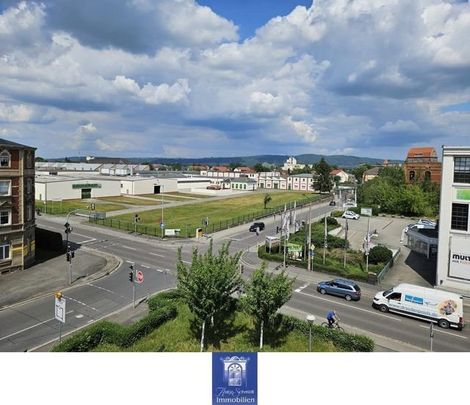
[127,261,136,308]
[54,292,66,342]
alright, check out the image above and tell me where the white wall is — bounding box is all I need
[35,179,121,201]
[436,147,470,291]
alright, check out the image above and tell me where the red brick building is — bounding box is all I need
[0,139,36,273]
[403,147,441,185]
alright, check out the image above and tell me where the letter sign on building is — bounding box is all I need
[449,237,470,281]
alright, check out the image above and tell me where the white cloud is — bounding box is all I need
[283,116,317,143]
[113,75,190,105]
[380,120,420,132]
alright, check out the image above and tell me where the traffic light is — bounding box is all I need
[128,272,134,282]
[55,291,62,300]
[66,252,71,262]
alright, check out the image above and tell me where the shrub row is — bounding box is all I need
[282,316,374,352]
[148,289,182,312]
[53,296,178,352]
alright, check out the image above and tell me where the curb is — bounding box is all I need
[0,250,122,312]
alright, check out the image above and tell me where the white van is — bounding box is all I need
[372,283,464,330]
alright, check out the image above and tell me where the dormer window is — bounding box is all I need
[0,150,10,168]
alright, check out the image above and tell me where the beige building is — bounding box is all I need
[0,139,36,273]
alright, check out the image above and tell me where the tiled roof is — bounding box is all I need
[406,147,436,159]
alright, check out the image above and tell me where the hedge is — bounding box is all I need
[148,289,182,312]
[53,298,177,352]
[282,315,374,352]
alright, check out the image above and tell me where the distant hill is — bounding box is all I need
[50,154,400,168]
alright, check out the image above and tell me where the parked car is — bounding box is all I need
[329,200,336,206]
[317,279,361,301]
[249,222,265,232]
[342,211,360,220]
[417,218,437,228]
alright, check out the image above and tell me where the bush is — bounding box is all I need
[326,216,338,226]
[330,210,344,218]
[35,227,64,251]
[282,316,374,352]
[53,294,178,352]
[148,289,182,311]
[368,245,393,265]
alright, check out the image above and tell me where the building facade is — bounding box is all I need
[403,147,441,185]
[0,139,36,273]
[436,146,470,292]
[287,173,315,191]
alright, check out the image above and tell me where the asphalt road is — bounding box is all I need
[1,202,469,352]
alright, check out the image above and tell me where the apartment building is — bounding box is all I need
[436,146,470,292]
[0,139,36,273]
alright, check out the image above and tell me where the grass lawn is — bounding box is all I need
[141,194,189,202]
[92,301,338,352]
[97,196,160,206]
[36,200,125,214]
[166,192,214,199]
[112,191,322,234]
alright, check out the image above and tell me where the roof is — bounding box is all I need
[330,169,345,175]
[364,167,381,176]
[289,173,313,178]
[211,166,230,172]
[234,166,255,173]
[229,177,257,183]
[406,147,437,159]
[0,138,36,150]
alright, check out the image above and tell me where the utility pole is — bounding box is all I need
[161,185,164,239]
[343,218,349,268]
[128,262,136,308]
[307,205,312,271]
[365,215,370,273]
[323,215,327,265]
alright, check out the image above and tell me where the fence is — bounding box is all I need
[88,195,332,239]
[371,247,401,285]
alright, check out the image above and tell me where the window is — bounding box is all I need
[0,210,9,225]
[27,204,33,221]
[26,178,33,194]
[0,243,10,260]
[0,180,10,196]
[451,203,469,231]
[454,157,470,184]
[0,150,10,168]
[424,171,431,181]
[26,151,33,168]
[387,292,402,301]
[409,170,415,181]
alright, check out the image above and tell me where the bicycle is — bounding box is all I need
[321,320,345,332]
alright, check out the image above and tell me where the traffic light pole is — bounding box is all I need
[128,261,136,308]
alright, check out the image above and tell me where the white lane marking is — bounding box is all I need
[64,296,99,312]
[86,283,127,300]
[72,232,97,239]
[78,238,97,244]
[0,311,74,342]
[418,325,467,339]
[150,252,164,257]
[295,284,309,293]
[141,265,151,269]
[120,245,137,251]
[295,290,402,322]
[75,314,84,319]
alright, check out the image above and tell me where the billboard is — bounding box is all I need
[449,236,470,281]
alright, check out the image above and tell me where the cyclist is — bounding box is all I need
[326,310,338,328]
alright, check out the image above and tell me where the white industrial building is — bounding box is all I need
[35,175,122,201]
[436,146,470,292]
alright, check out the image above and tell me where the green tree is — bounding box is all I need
[176,242,242,351]
[253,163,265,172]
[229,162,242,170]
[263,193,272,209]
[244,265,294,349]
[313,158,333,193]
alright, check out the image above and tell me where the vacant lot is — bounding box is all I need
[112,191,321,235]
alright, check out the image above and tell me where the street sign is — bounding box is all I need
[55,297,66,323]
[136,270,144,284]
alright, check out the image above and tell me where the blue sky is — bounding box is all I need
[0,0,469,160]
[198,1,313,40]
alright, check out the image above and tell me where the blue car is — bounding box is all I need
[317,279,361,301]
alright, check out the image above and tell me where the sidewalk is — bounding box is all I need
[0,247,121,310]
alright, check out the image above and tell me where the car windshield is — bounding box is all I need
[383,288,394,297]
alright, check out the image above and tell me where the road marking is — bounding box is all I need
[75,314,84,319]
[141,265,151,269]
[295,290,402,322]
[64,295,99,312]
[0,311,74,342]
[150,252,164,257]
[418,325,467,339]
[78,238,97,244]
[181,260,191,264]
[120,245,137,251]
[295,284,309,293]
[86,283,127,300]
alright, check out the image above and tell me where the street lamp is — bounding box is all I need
[306,314,316,352]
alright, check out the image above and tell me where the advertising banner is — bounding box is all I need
[449,236,470,280]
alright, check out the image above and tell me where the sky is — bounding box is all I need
[0,0,469,160]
